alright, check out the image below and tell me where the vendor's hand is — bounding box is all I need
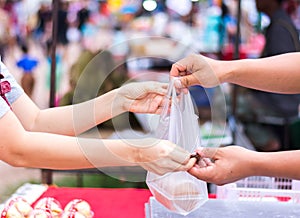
[118,81,168,114]
[170,54,221,88]
[188,146,257,185]
[131,138,196,175]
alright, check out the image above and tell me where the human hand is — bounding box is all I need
[170,54,221,88]
[118,81,168,114]
[130,138,196,175]
[188,146,257,185]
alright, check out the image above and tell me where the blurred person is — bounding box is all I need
[292,1,300,30]
[170,52,300,185]
[0,59,195,175]
[238,0,300,151]
[12,0,33,45]
[16,43,38,98]
[77,1,90,33]
[282,0,298,18]
[45,40,64,103]
[57,0,69,46]
[223,0,254,45]
[34,3,52,43]
[220,1,237,46]
[0,0,10,60]
[257,0,300,57]
[202,0,223,53]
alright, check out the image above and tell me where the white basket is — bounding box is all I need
[216,176,300,203]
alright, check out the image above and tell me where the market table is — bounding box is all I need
[2,183,300,218]
[29,186,300,218]
[33,186,152,218]
[0,183,152,218]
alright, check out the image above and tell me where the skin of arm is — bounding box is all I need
[0,81,196,174]
[13,81,167,135]
[188,146,300,186]
[170,52,300,94]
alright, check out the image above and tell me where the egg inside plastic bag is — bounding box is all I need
[146,78,208,215]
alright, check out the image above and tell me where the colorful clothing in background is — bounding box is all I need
[16,54,38,98]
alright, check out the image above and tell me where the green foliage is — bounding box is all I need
[54,173,148,189]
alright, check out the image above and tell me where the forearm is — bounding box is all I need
[2,131,138,170]
[216,52,300,94]
[251,150,300,179]
[31,89,124,135]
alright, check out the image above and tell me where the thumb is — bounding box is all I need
[151,82,168,95]
[196,147,218,159]
[178,74,200,88]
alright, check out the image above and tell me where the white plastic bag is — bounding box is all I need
[146,78,208,216]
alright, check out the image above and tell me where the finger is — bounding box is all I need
[188,166,203,179]
[190,152,201,162]
[196,147,219,159]
[144,82,168,96]
[173,78,187,93]
[203,157,213,166]
[147,94,160,111]
[197,158,208,168]
[184,158,197,170]
[167,160,190,172]
[188,164,214,181]
[170,146,191,164]
[152,93,169,110]
[152,82,168,95]
[174,78,183,89]
[152,95,171,115]
[142,160,183,175]
[161,82,169,89]
[179,74,200,87]
[170,62,187,77]
[148,153,197,173]
[160,158,194,173]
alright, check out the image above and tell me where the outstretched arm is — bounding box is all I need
[188,146,300,185]
[170,52,300,94]
[12,81,167,136]
[0,109,195,174]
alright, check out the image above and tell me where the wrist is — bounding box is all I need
[129,138,160,163]
[248,151,269,177]
[114,88,128,113]
[94,88,126,121]
[216,60,235,84]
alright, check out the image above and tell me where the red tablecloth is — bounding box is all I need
[32,187,152,218]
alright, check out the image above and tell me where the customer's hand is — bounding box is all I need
[188,146,257,185]
[130,138,196,175]
[118,81,168,114]
[170,54,221,88]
